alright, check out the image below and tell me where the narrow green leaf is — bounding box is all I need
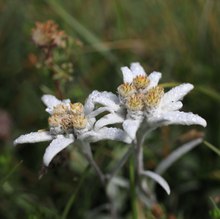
[203,141,220,156]
[1,160,23,185]
[160,82,180,88]
[197,86,220,103]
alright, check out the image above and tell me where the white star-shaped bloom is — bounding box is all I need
[84,62,207,141]
[14,95,132,166]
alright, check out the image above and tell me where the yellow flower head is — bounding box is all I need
[143,86,164,108]
[52,104,68,115]
[70,102,84,115]
[117,83,136,98]
[125,94,144,111]
[72,115,87,129]
[48,114,62,127]
[133,75,150,90]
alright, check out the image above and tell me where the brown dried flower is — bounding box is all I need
[32,20,66,48]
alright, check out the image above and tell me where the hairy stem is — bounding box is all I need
[83,152,106,185]
[135,129,146,176]
[81,142,106,185]
[135,131,156,205]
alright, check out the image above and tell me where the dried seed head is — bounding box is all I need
[133,75,150,89]
[143,86,164,108]
[70,102,84,115]
[52,104,68,115]
[52,30,66,48]
[72,115,87,129]
[32,20,66,47]
[117,83,136,98]
[125,94,144,111]
[32,20,57,46]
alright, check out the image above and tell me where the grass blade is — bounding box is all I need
[1,160,23,185]
[47,0,118,64]
[203,140,220,156]
[61,167,89,219]
[197,86,220,103]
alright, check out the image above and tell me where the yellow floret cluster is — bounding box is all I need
[48,102,87,133]
[117,75,164,112]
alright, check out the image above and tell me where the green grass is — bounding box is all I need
[1,0,220,218]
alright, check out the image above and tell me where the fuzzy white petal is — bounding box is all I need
[87,118,96,130]
[14,131,53,145]
[122,119,142,140]
[88,106,114,118]
[161,83,194,105]
[152,111,207,127]
[160,101,183,112]
[84,91,120,115]
[121,66,133,83]
[43,135,74,166]
[41,95,61,108]
[141,170,170,195]
[156,138,203,175]
[130,62,146,77]
[41,95,70,114]
[79,127,132,144]
[147,71,162,89]
[94,113,125,130]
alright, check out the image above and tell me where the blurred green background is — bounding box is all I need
[1,0,220,218]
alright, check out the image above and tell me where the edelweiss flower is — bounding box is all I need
[14,95,132,166]
[85,63,207,140]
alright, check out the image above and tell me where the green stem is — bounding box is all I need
[136,128,156,204]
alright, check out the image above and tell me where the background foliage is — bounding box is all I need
[0,0,220,218]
